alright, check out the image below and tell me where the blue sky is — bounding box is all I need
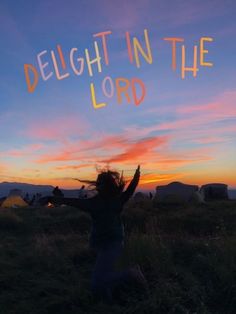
[0,0,236,189]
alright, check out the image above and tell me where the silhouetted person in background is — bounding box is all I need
[52,186,64,198]
[29,194,36,206]
[78,185,86,199]
[35,193,42,205]
[24,193,30,203]
[40,165,148,303]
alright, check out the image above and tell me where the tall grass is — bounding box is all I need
[0,200,235,313]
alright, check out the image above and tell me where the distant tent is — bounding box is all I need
[0,197,6,207]
[154,181,199,204]
[1,189,28,208]
[1,195,28,208]
[200,183,228,201]
[191,191,205,204]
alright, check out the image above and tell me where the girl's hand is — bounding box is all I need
[135,165,140,177]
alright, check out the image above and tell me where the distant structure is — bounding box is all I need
[154,182,199,204]
[200,183,229,201]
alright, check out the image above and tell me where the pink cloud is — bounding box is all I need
[24,116,89,141]
[0,144,44,158]
[177,90,236,118]
[192,136,225,144]
[126,89,236,146]
[178,102,218,114]
[124,117,200,139]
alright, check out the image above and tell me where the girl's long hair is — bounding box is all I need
[74,167,126,196]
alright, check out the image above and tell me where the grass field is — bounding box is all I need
[0,199,235,314]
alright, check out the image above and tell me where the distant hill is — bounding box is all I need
[1,181,235,200]
[0,182,80,198]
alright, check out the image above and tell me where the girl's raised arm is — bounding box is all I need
[120,165,140,204]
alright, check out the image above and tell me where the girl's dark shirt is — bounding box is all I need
[55,173,139,248]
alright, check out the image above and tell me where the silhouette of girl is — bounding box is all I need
[40,165,148,303]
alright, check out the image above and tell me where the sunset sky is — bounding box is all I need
[0,0,235,190]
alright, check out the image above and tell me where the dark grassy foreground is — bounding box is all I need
[0,200,235,314]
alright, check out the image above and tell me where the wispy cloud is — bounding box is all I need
[35,134,129,163]
[0,144,44,158]
[55,164,91,171]
[138,172,183,185]
[36,135,169,165]
[24,115,89,142]
[125,89,236,145]
[102,136,168,164]
[177,90,236,118]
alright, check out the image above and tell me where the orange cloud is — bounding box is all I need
[35,129,215,174]
[138,173,183,185]
[36,134,130,164]
[55,164,91,171]
[102,136,169,164]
